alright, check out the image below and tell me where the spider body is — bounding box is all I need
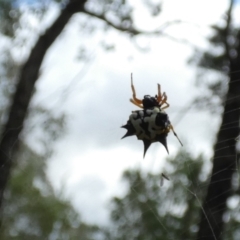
[121,74,182,157]
[142,95,160,109]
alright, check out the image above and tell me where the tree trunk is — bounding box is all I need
[197,31,240,239]
[0,0,87,214]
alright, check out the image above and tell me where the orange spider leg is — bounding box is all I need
[157,84,162,102]
[130,99,143,108]
[130,73,143,108]
[160,92,170,110]
[170,125,183,146]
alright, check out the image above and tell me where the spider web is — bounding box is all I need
[25,62,239,240]
[103,74,240,240]
[1,48,239,240]
[1,3,240,239]
[1,62,239,240]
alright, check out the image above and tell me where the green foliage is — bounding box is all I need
[222,170,240,240]
[0,102,101,239]
[188,7,239,113]
[0,0,20,37]
[0,143,100,240]
[106,150,208,240]
[190,22,238,73]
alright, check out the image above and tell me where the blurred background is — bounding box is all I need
[0,0,239,239]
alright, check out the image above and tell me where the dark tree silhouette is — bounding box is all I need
[193,1,240,239]
[0,0,87,213]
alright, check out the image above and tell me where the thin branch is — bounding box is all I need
[82,8,182,36]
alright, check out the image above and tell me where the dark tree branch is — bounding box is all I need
[83,8,199,52]
[82,8,182,36]
[82,9,141,35]
[0,0,88,213]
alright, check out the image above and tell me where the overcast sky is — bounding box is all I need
[21,0,238,225]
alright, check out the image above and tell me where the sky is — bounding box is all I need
[20,0,237,225]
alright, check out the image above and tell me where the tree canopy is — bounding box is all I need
[105,150,206,239]
[1,142,101,240]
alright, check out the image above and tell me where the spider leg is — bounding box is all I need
[157,84,162,102]
[170,125,183,146]
[160,92,170,110]
[130,99,143,108]
[161,102,170,110]
[131,74,142,104]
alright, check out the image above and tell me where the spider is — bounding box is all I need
[121,74,183,157]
